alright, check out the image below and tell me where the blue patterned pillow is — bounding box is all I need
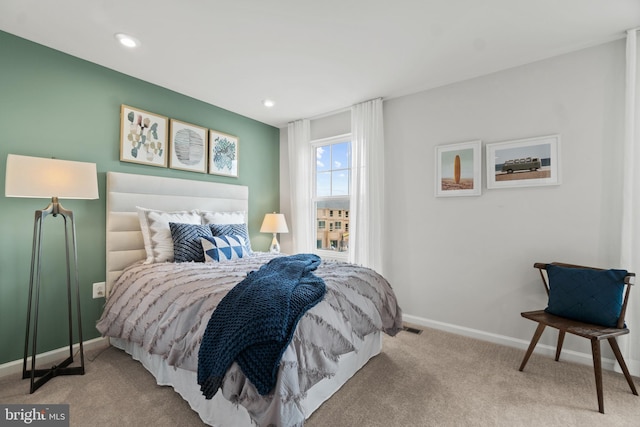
[169,222,213,263]
[544,264,627,328]
[201,235,249,263]
[209,223,252,253]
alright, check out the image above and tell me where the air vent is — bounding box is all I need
[403,326,423,335]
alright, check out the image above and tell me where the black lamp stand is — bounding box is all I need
[22,197,85,393]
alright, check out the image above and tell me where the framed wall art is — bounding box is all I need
[208,129,239,177]
[435,140,482,197]
[169,119,208,173]
[120,105,168,167]
[486,134,561,189]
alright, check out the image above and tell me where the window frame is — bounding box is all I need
[311,133,351,260]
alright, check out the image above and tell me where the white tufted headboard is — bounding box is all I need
[106,172,249,296]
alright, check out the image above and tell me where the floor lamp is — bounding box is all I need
[5,154,99,393]
[260,212,289,254]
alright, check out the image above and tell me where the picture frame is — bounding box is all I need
[120,105,168,167]
[169,119,208,173]
[208,129,239,177]
[435,140,482,197]
[486,134,561,189]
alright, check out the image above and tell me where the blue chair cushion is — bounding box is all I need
[544,264,627,328]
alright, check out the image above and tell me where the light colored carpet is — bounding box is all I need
[1,326,639,426]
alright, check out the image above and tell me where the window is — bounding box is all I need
[313,135,351,256]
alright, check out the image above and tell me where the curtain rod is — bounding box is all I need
[306,106,350,121]
[290,97,384,124]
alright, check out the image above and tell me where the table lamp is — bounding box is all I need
[5,154,99,393]
[260,212,289,254]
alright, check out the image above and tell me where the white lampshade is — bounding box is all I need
[260,213,289,234]
[5,154,99,200]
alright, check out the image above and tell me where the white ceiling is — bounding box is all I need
[1,0,639,128]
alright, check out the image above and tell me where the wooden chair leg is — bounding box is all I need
[591,339,604,414]
[555,330,565,361]
[608,337,639,396]
[519,323,546,371]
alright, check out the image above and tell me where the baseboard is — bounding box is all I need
[626,359,640,377]
[402,314,640,376]
[0,337,109,379]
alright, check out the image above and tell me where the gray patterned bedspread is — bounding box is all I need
[96,253,403,426]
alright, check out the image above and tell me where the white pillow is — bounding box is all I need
[200,210,247,225]
[137,207,200,263]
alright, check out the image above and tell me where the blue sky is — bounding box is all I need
[317,142,350,196]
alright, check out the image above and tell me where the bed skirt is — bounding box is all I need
[110,331,382,426]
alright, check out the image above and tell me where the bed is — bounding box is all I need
[97,171,402,427]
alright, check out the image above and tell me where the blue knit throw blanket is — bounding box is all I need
[197,253,326,398]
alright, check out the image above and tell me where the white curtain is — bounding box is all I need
[620,28,640,374]
[287,119,313,254]
[349,98,385,274]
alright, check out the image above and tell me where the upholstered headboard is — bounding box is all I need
[106,172,249,295]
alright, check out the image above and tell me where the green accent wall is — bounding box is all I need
[0,31,280,365]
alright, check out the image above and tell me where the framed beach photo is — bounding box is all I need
[119,105,168,167]
[435,140,482,197]
[208,130,239,177]
[169,119,208,173]
[486,134,561,189]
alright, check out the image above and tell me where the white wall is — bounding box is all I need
[281,39,631,370]
[384,39,627,362]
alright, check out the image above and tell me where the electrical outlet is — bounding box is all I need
[92,282,106,299]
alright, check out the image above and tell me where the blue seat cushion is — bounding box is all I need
[544,264,627,328]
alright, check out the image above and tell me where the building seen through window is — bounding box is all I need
[314,138,350,253]
[316,201,349,251]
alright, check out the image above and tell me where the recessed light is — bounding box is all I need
[115,33,140,48]
[262,99,275,108]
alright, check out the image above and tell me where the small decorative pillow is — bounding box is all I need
[169,222,213,263]
[544,264,627,328]
[137,207,201,263]
[201,235,249,263]
[209,223,253,253]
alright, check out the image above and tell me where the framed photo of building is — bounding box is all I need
[435,140,482,197]
[169,119,208,173]
[208,130,239,177]
[119,105,168,167]
[486,134,561,189]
